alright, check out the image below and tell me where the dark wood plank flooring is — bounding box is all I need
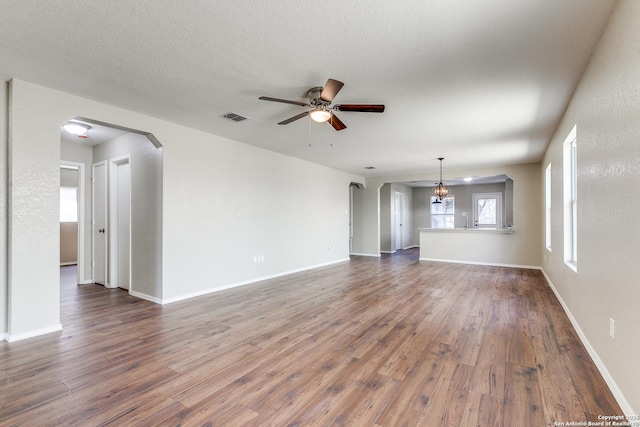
[0,249,623,426]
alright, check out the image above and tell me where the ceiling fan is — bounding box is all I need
[259,78,385,131]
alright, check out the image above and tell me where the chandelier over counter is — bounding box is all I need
[434,157,449,202]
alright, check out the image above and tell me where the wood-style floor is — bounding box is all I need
[0,249,622,426]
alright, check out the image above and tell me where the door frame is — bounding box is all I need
[92,160,109,287]
[60,161,87,284]
[394,191,404,251]
[108,155,132,291]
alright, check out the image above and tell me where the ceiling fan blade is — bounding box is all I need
[320,79,344,103]
[334,104,385,113]
[278,111,310,125]
[259,96,310,107]
[328,114,347,131]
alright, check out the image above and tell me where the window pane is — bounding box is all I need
[60,187,78,222]
[477,198,497,224]
[430,196,455,229]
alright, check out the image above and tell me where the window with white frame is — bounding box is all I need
[430,196,454,229]
[545,163,552,251]
[60,187,78,223]
[563,125,577,270]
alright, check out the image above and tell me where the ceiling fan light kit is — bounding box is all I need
[309,108,331,123]
[259,78,385,131]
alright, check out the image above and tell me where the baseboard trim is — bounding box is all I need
[129,290,162,304]
[162,257,351,305]
[349,253,381,257]
[418,257,541,270]
[540,269,633,416]
[6,324,63,342]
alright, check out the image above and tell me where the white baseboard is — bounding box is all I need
[6,324,63,342]
[380,250,395,254]
[162,257,351,305]
[129,290,162,304]
[419,257,541,270]
[349,252,381,257]
[540,269,634,417]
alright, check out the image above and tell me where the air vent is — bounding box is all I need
[221,112,249,122]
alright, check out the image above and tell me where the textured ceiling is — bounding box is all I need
[0,0,617,177]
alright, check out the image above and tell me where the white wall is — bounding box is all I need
[541,0,640,414]
[93,133,162,300]
[0,82,8,338]
[7,79,62,340]
[3,78,362,338]
[162,131,356,302]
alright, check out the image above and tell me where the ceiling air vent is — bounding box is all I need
[221,112,249,122]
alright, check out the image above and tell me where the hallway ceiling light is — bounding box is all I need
[62,122,90,136]
[433,157,449,203]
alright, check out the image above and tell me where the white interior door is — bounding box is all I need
[109,157,131,290]
[394,192,404,251]
[92,161,108,286]
[473,192,503,229]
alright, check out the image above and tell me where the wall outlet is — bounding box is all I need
[609,318,615,339]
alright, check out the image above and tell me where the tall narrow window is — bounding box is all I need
[60,187,78,223]
[563,125,577,270]
[545,163,552,251]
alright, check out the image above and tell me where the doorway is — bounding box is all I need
[91,157,132,290]
[394,191,405,251]
[109,156,131,290]
[60,161,86,285]
[92,161,108,286]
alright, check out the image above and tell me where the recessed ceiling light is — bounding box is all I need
[463,177,473,182]
[62,122,90,136]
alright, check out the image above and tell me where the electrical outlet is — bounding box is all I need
[609,318,615,339]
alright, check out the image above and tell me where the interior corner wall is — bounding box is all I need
[0,81,8,337]
[541,0,639,414]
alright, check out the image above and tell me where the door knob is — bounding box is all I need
[98,228,105,233]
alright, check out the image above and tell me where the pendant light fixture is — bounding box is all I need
[434,157,449,202]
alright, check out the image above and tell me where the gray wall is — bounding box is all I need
[541,0,640,413]
[412,181,506,238]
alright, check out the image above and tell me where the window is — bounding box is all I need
[430,196,454,229]
[563,125,577,270]
[545,163,551,251]
[472,192,502,229]
[60,187,78,222]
